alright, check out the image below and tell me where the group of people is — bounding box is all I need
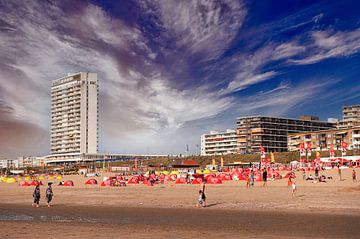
[32,182,54,208]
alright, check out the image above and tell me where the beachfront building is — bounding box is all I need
[237,116,336,153]
[201,129,238,156]
[339,105,360,129]
[49,72,98,163]
[288,126,360,151]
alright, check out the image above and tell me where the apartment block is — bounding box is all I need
[50,72,98,157]
[237,116,336,153]
[288,126,360,151]
[339,105,360,128]
[201,129,238,156]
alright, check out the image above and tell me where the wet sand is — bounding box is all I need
[0,204,359,239]
[0,168,359,238]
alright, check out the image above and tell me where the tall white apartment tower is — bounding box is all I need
[51,72,98,156]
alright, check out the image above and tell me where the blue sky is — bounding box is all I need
[0,0,359,156]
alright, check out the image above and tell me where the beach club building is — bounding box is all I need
[201,129,238,156]
[236,116,336,153]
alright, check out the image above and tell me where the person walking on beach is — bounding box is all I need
[352,169,357,182]
[292,182,297,198]
[32,185,41,208]
[250,171,255,187]
[337,165,342,181]
[262,168,268,187]
[315,167,319,179]
[46,182,54,207]
[197,179,207,208]
[246,174,251,189]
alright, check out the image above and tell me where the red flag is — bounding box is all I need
[342,141,348,150]
[330,146,335,157]
[260,146,265,159]
[307,142,312,152]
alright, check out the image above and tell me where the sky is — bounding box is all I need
[0,0,360,157]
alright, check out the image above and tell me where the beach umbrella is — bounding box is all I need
[162,171,169,175]
[39,175,45,180]
[56,175,63,180]
[170,171,180,175]
[25,176,31,181]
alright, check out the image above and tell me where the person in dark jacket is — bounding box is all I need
[46,183,54,207]
[32,185,40,208]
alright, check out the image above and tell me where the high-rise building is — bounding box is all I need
[237,116,336,153]
[339,105,360,128]
[50,72,98,157]
[201,129,238,156]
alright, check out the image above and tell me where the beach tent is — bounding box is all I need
[166,174,177,181]
[217,173,232,181]
[191,178,203,184]
[18,181,30,186]
[255,173,263,182]
[284,172,296,179]
[127,176,139,184]
[101,179,112,186]
[30,181,43,186]
[207,177,222,184]
[63,180,74,186]
[85,179,98,185]
[5,178,17,183]
[175,178,187,184]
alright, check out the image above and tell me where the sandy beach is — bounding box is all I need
[0,168,360,238]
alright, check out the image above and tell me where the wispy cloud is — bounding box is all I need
[139,0,246,60]
[290,28,360,64]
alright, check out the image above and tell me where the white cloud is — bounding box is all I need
[290,28,360,64]
[226,71,277,93]
[141,0,246,60]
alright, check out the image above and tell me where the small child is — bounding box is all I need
[352,170,356,182]
[292,182,297,198]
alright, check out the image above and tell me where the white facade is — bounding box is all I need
[51,72,98,156]
[201,129,238,156]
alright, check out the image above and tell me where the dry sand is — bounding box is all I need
[0,168,359,238]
